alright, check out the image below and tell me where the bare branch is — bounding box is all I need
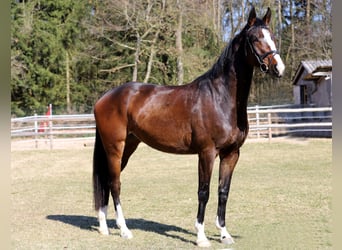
[99,64,135,73]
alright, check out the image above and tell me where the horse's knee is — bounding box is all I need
[198,190,209,203]
[198,183,210,203]
[218,188,229,204]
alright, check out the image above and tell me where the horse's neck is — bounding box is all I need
[235,69,253,130]
[200,34,253,130]
[225,48,253,130]
[235,64,253,111]
[220,34,253,111]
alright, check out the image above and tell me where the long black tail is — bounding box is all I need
[93,128,110,211]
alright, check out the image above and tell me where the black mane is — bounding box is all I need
[195,17,268,83]
[195,25,250,82]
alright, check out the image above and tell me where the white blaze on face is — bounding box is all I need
[261,28,285,76]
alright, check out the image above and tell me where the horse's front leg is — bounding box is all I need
[195,149,216,247]
[216,149,239,245]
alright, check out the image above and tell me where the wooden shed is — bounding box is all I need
[292,59,332,107]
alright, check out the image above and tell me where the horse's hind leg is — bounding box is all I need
[121,134,141,171]
[106,140,133,239]
[93,128,111,235]
[109,134,140,238]
[98,191,110,235]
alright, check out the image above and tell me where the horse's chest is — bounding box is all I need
[191,100,249,150]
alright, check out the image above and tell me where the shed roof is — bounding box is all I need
[292,59,332,85]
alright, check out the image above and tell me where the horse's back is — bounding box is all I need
[95,82,149,118]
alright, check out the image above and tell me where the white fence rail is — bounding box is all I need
[11,114,95,149]
[11,106,332,149]
[247,106,332,140]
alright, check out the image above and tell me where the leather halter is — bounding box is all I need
[245,26,279,73]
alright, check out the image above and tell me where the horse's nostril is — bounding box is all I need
[273,65,281,77]
[276,70,283,78]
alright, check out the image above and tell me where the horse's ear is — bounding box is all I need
[247,6,256,26]
[262,7,272,26]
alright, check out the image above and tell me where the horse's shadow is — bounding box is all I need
[46,214,198,244]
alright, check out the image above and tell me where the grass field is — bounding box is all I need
[11,138,332,249]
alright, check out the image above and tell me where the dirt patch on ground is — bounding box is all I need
[11,137,95,151]
[246,136,314,145]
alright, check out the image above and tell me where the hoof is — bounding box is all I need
[121,229,133,239]
[196,238,211,248]
[221,235,234,245]
[98,228,109,235]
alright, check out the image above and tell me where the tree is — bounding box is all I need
[11,0,91,116]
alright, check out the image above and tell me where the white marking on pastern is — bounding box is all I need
[195,220,211,247]
[216,216,235,245]
[116,204,133,239]
[98,206,109,235]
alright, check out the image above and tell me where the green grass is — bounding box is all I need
[11,139,332,249]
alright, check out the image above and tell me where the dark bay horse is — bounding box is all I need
[93,7,284,247]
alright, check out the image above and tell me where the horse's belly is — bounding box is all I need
[129,117,195,154]
[133,128,194,154]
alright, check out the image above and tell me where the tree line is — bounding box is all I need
[11,0,332,116]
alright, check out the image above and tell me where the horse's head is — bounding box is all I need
[245,7,285,78]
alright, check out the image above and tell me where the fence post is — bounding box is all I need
[256,105,260,139]
[268,112,272,142]
[34,113,38,149]
[49,104,53,150]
